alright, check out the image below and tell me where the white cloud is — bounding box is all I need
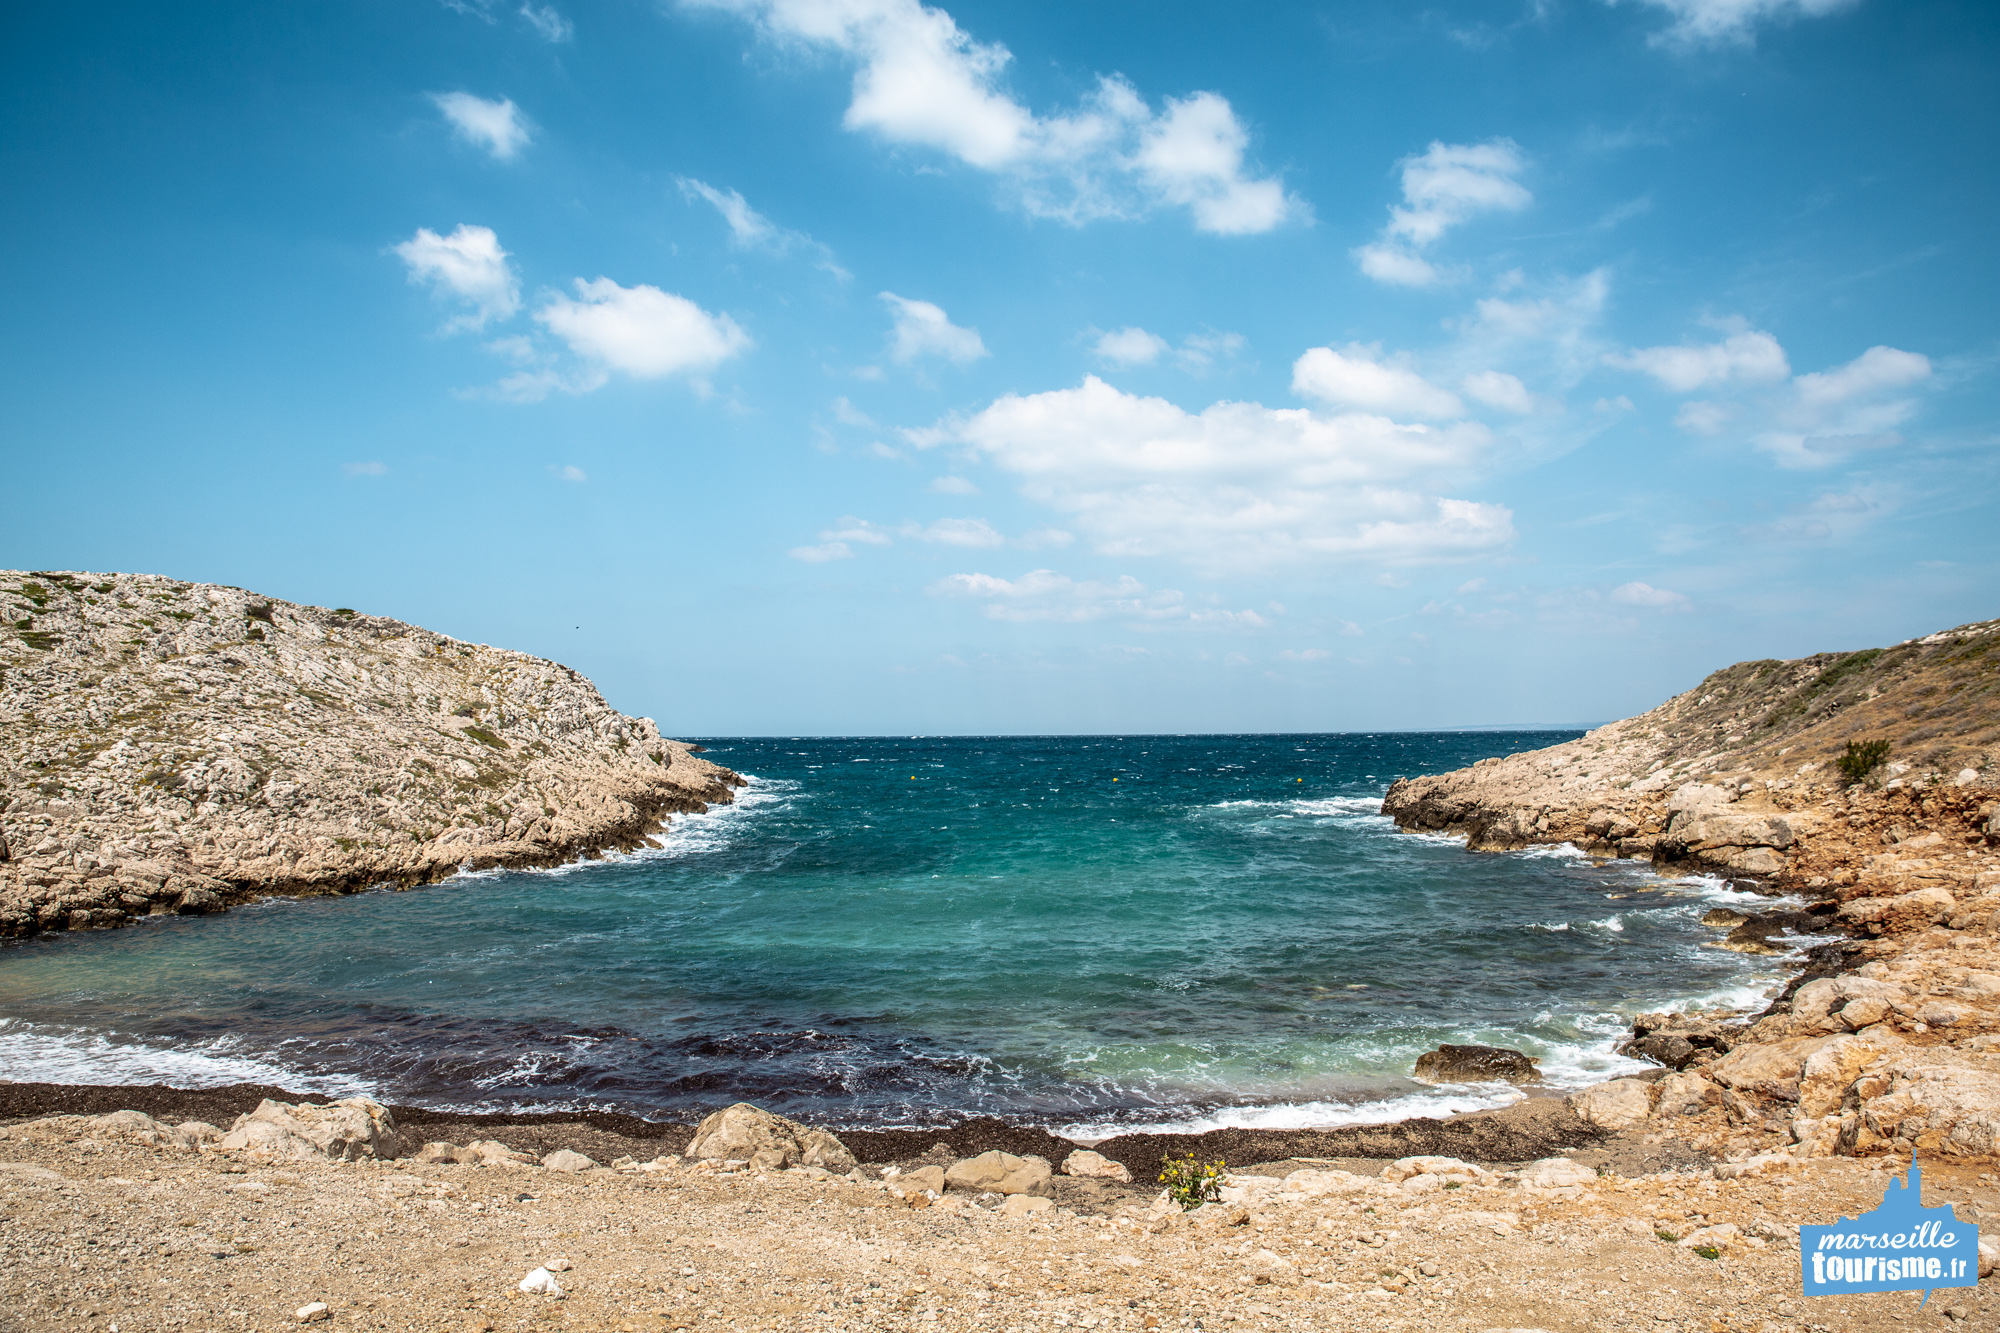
[1355,140,1530,286]
[1278,648,1332,661]
[821,516,893,545]
[556,464,587,482]
[519,3,573,41]
[902,517,1005,547]
[536,278,751,382]
[930,475,978,494]
[431,92,533,161]
[925,374,1512,569]
[1291,346,1464,419]
[1611,0,1860,49]
[393,224,521,331]
[1604,328,1789,391]
[1606,327,1932,466]
[677,177,849,276]
[932,568,1270,627]
[342,461,388,477]
[790,541,854,562]
[1743,482,1896,542]
[881,292,988,364]
[1460,370,1534,413]
[1093,326,1169,366]
[1174,330,1246,373]
[686,0,1299,233]
[1610,581,1691,611]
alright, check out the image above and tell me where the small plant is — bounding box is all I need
[334,607,357,618]
[1443,1181,1461,1190]
[1838,738,1892,786]
[1693,1244,1722,1261]
[245,602,274,624]
[463,726,508,750]
[1656,1228,1680,1242]
[1158,1153,1225,1211]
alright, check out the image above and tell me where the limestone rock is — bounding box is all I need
[998,1194,1053,1217]
[462,1140,535,1166]
[1514,1158,1596,1189]
[1797,1029,1903,1118]
[886,1165,946,1198]
[1060,1150,1131,1182]
[685,1103,853,1173]
[416,1141,464,1164]
[541,1149,597,1173]
[1652,1070,1720,1119]
[1838,1059,2000,1157]
[0,568,744,941]
[1411,1044,1541,1084]
[944,1150,1053,1197]
[217,1097,402,1162]
[1705,1035,1832,1101]
[1379,1156,1490,1185]
[1566,1078,1653,1130]
[1839,887,1956,935]
[518,1267,564,1297]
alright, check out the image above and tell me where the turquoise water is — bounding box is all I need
[0,733,1802,1133]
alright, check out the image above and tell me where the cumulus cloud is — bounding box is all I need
[923,375,1512,570]
[1605,325,1932,466]
[536,277,750,383]
[1611,581,1691,611]
[686,0,1299,233]
[1093,326,1170,366]
[431,92,532,160]
[882,292,988,365]
[932,568,1270,627]
[902,517,1005,547]
[1291,346,1465,419]
[1604,327,1789,391]
[1461,370,1534,413]
[1610,0,1860,48]
[394,224,520,331]
[1355,140,1530,286]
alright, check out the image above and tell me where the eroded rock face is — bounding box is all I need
[684,1103,855,1173]
[0,569,744,938]
[217,1097,402,1162]
[1411,1044,1541,1084]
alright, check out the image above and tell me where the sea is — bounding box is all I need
[0,732,1813,1138]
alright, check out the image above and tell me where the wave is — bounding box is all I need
[0,1019,379,1100]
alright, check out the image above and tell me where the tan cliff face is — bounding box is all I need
[0,568,741,937]
[1383,615,2000,878]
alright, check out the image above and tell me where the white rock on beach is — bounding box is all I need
[1566,1078,1653,1130]
[945,1150,1053,1197]
[294,1301,330,1323]
[540,1149,597,1173]
[217,1097,402,1162]
[685,1103,855,1172]
[518,1267,564,1297]
[1061,1149,1131,1182]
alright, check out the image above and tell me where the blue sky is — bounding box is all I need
[3,0,1995,734]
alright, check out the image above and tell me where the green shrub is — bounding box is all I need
[1693,1244,1722,1260]
[1838,738,1891,785]
[1158,1153,1226,1211]
[1656,1229,1680,1242]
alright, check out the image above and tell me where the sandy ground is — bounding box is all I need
[2,1108,1993,1333]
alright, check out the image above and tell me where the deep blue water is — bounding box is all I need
[0,733,1801,1133]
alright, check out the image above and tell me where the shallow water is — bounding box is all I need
[0,733,1803,1133]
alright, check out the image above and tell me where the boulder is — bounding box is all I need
[1411,1044,1541,1084]
[1839,888,1956,936]
[886,1165,946,1198]
[1061,1150,1131,1182]
[1623,1032,1698,1069]
[1566,1078,1653,1130]
[217,1097,402,1162]
[462,1140,536,1166]
[415,1141,464,1164]
[1797,1029,1903,1118]
[1379,1156,1490,1185]
[1652,1071,1720,1119]
[1704,1035,1833,1101]
[684,1102,854,1173]
[1838,1059,2000,1157]
[1243,1249,1299,1287]
[541,1149,597,1173]
[16,1109,216,1152]
[1789,976,1907,1029]
[999,1193,1053,1217]
[1514,1157,1596,1189]
[944,1150,1053,1197]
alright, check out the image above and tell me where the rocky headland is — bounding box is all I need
[1385,616,2000,1173]
[0,568,741,938]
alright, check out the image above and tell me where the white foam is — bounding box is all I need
[0,1019,377,1099]
[1057,1084,1525,1140]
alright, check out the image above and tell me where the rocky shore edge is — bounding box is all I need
[1380,621,2000,1171]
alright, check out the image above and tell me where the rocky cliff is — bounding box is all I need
[1383,616,2000,1165]
[0,569,741,937]
[1384,616,2000,879]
